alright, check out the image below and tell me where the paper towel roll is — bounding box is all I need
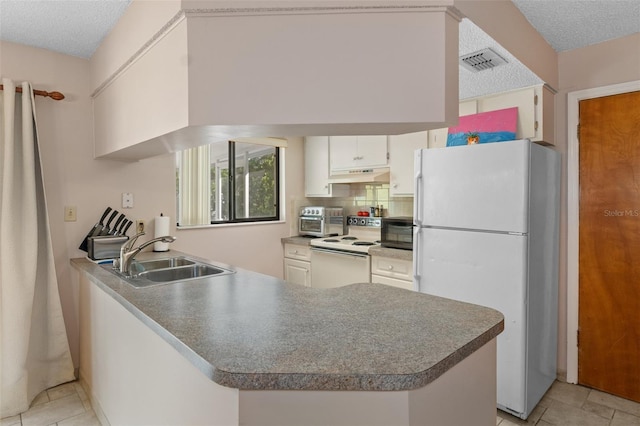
[154,214,170,252]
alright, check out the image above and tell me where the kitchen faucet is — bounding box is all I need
[116,231,176,275]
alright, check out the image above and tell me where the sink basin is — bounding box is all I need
[100,256,234,288]
[140,264,229,282]
[128,257,195,275]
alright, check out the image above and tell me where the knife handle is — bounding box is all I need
[110,214,126,235]
[121,220,133,236]
[116,218,129,235]
[100,210,119,235]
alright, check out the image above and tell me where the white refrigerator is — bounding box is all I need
[412,139,560,419]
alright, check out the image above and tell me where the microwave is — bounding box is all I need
[299,206,345,237]
[381,217,413,250]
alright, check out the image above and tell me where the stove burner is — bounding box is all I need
[323,239,340,243]
[342,236,357,240]
[353,241,375,246]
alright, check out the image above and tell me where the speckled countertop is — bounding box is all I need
[281,235,318,245]
[71,251,503,392]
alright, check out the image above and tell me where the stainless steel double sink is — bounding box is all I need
[101,256,234,288]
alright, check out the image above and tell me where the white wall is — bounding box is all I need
[0,40,305,369]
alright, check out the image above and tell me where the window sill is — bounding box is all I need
[177,220,286,231]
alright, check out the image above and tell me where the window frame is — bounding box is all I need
[176,140,282,227]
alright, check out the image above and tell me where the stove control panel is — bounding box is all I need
[347,216,381,227]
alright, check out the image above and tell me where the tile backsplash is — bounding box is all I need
[297,184,413,218]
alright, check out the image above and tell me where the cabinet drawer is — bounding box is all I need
[284,243,312,261]
[371,274,414,291]
[371,256,413,281]
[284,258,312,287]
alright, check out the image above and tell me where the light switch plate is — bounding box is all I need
[64,206,77,222]
[122,192,134,208]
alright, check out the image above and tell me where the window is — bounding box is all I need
[177,140,282,226]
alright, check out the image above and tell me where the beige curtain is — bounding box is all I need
[178,144,211,226]
[0,78,74,417]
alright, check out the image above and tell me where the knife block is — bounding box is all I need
[88,235,129,260]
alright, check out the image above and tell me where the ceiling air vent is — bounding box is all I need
[459,48,508,73]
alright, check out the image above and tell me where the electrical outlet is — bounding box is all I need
[64,206,77,222]
[136,220,145,233]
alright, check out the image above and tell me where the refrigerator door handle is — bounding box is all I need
[414,150,423,226]
[412,226,421,290]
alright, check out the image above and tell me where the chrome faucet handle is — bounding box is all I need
[123,231,145,251]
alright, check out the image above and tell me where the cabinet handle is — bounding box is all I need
[294,250,298,254]
[324,185,328,189]
[393,184,398,188]
[388,265,394,270]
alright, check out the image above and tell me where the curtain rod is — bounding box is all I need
[0,84,65,101]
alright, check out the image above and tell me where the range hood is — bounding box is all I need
[328,168,390,184]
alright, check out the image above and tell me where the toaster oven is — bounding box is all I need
[299,207,345,237]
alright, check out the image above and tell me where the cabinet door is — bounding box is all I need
[357,135,388,167]
[305,136,331,196]
[329,136,358,170]
[477,87,536,141]
[428,100,477,149]
[428,128,448,149]
[389,131,428,196]
[284,258,311,287]
[330,135,388,171]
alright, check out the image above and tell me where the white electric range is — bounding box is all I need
[309,216,381,288]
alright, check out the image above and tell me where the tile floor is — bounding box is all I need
[2,379,639,425]
[0,381,99,426]
[497,381,640,426]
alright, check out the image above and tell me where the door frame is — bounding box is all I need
[566,80,640,384]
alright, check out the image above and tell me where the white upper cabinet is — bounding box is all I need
[329,136,388,172]
[475,84,555,145]
[304,137,349,197]
[428,100,478,149]
[305,136,330,196]
[426,85,556,148]
[388,131,428,196]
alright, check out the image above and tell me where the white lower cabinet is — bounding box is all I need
[283,243,312,287]
[370,256,414,291]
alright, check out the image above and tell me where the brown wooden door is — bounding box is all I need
[578,90,640,402]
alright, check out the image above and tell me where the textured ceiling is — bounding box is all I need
[459,18,543,100]
[0,0,131,58]
[512,0,640,52]
[0,1,638,99]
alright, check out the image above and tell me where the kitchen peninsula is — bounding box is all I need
[72,251,503,426]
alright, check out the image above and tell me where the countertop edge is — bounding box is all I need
[212,320,503,391]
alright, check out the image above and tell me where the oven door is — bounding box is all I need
[299,216,324,236]
[310,248,371,289]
